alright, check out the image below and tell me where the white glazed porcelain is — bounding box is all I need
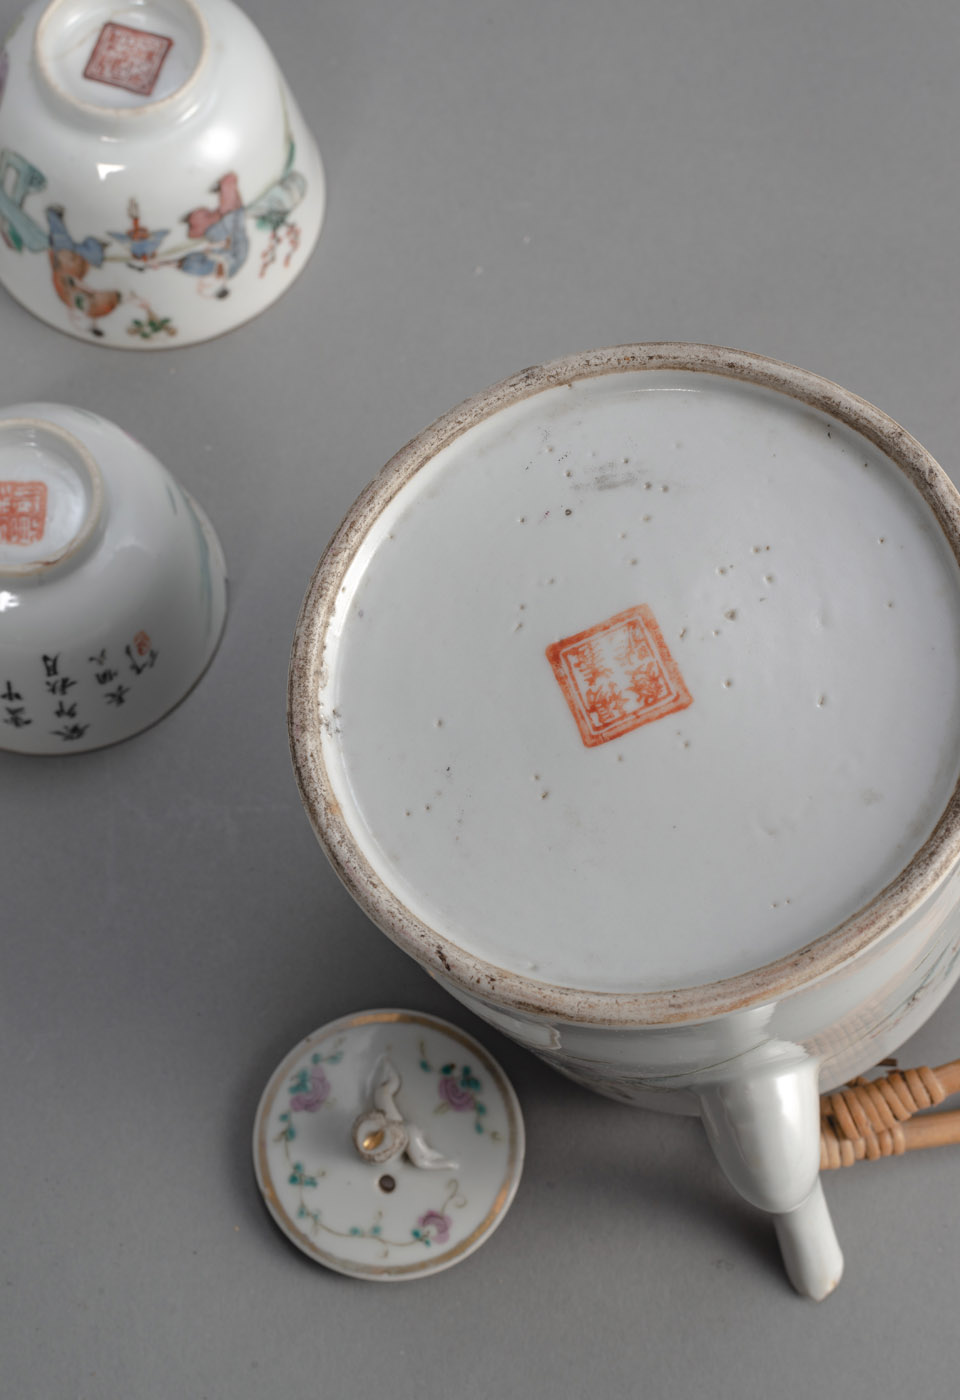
[253,1010,525,1279]
[290,345,960,1300]
[0,0,324,346]
[0,401,227,752]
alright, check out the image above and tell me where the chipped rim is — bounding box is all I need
[289,343,960,1028]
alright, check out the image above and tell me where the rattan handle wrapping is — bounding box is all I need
[820,1061,960,1168]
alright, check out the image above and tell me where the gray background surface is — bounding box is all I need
[3,0,960,1395]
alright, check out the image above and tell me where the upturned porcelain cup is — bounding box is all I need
[289,345,960,1299]
[0,0,324,346]
[0,402,227,752]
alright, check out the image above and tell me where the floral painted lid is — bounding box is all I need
[252,1010,524,1279]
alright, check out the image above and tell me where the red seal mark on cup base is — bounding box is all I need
[0,481,47,545]
[83,23,174,97]
[546,604,693,748]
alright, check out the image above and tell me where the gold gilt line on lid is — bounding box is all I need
[254,1012,521,1277]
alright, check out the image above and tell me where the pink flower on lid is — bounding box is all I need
[417,1210,451,1244]
[290,1067,330,1112]
[438,1075,475,1112]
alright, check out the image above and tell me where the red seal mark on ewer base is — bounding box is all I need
[546,604,693,747]
[83,23,174,97]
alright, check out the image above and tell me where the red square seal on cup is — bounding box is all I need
[83,22,174,97]
[0,480,47,545]
[546,603,693,747]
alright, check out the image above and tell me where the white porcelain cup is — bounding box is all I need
[0,402,227,753]
[0,0,324,346]
[289,345,960,1299]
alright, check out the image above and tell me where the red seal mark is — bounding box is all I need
[83,23,173,97]
[0,481,47,545]
[133,630,151,657]
[546,604,693,747]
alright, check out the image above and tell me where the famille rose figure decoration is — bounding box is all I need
[0,403,227,753]
[0,0,324,346]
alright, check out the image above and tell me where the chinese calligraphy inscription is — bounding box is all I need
[0,630,160,748]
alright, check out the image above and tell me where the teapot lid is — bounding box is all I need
[253,1009,524,1279]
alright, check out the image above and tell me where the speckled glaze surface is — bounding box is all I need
[290,344,960,1023]
[289,344,960,1298]
[253,1010,524,1280]
[0,0,324,346]
[0,401,227,753]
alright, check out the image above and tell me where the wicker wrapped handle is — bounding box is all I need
[820,1060,960,1168]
